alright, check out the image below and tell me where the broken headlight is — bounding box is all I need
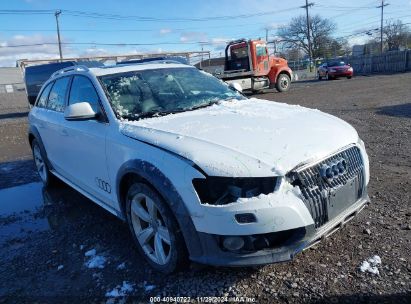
[192,177,278,205]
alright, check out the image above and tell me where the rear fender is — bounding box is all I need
[28,125,54,170]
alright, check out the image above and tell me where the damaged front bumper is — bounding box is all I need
[190,195,370,266]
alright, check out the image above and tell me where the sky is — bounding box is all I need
[0,0,410,66]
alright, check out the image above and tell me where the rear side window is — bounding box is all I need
[68,76,100,112]
[47,77,70,112]
[36,82,53,108]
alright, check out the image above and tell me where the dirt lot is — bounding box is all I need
[0,74,410,303]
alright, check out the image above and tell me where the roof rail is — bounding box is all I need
[50,65,90,79]
[116,59,186,67]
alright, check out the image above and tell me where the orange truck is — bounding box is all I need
[220,39,293,92]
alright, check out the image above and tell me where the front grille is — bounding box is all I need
[288,146,365,228]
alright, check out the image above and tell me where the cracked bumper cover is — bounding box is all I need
[189,194,370,266]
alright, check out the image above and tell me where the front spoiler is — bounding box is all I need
[190,195,370,267]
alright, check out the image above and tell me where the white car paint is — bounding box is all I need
[29,62,370,262]
[120,98,359,177]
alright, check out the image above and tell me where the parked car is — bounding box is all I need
[24,61,103,105]
[317,61,353,80]
[28,61,370,273]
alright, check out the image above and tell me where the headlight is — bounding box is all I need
[192,177,278,205]
[348,67,353,71]
[357,139,370,185]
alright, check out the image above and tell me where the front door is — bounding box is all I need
[60,75,112,205]
[255,43,270,75]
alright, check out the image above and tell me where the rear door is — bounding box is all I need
[40,76,71,174]
[60,75,112,204]
[24,62,74,105]
[29,81,54,143]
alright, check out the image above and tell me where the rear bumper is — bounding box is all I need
[329,71,353,77]
[190,195,370,266]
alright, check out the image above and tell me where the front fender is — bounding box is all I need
[268,66,293,85]
[116,159,204,258]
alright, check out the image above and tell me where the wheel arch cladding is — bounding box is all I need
[116,159,203,259]
[277,70,291,82]
[28,125,53,170]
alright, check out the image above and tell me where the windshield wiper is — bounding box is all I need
[187,100,221,111]
[120,101,223,121]
[122,108,187,121]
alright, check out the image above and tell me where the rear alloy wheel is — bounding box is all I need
[126,182,187,273]
[32,139,55,186]
[275,73,291,92]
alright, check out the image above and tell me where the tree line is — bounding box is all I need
[275,15,410,61]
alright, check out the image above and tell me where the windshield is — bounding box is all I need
[99,67,245,120]
[328,61,346,67]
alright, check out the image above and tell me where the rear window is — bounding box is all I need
[328,61,346,67]
[231,46,248,59]
[36,82,53,108]
[47,77,70,112]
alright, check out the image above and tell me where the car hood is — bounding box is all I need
[120,98,359,177]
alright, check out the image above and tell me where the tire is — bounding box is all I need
[347,76,352,79]
[125,181,188,273]
[275,73,291,92]
[31,138,56,187]
[318,73,322,80]
[326,73,332,80]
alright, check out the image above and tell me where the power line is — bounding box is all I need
[0,7,301,22]
[0,20,285,33]
[0,41,210,48]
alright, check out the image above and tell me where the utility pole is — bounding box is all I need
[55,10,63,60]
[200,45,204,69]
[301,0,314,71]
[377,0,389,54]
[265,28,268,42]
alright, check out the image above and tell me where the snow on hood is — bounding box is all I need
[119,98,359,177]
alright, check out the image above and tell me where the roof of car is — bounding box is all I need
[89,62,192,77]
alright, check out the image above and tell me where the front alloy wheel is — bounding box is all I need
[131,193,171,265]
[126,182,187,273]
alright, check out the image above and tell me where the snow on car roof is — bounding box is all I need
[89,63,192,76]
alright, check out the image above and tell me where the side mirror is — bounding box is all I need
[228,82,243,93]
[64,102,97,121]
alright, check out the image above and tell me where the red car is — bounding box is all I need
[317,61,353,80]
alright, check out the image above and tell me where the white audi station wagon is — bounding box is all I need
[28,61,370,273]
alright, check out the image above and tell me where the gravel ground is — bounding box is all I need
[0,73,410,303]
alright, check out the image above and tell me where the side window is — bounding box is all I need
[256,45,267,57]
[48,77,70,112]
[36,82,53,108]
[68,76,100,113]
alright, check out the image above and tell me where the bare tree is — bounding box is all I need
[383,19,409,51]
[277,15,338,58]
